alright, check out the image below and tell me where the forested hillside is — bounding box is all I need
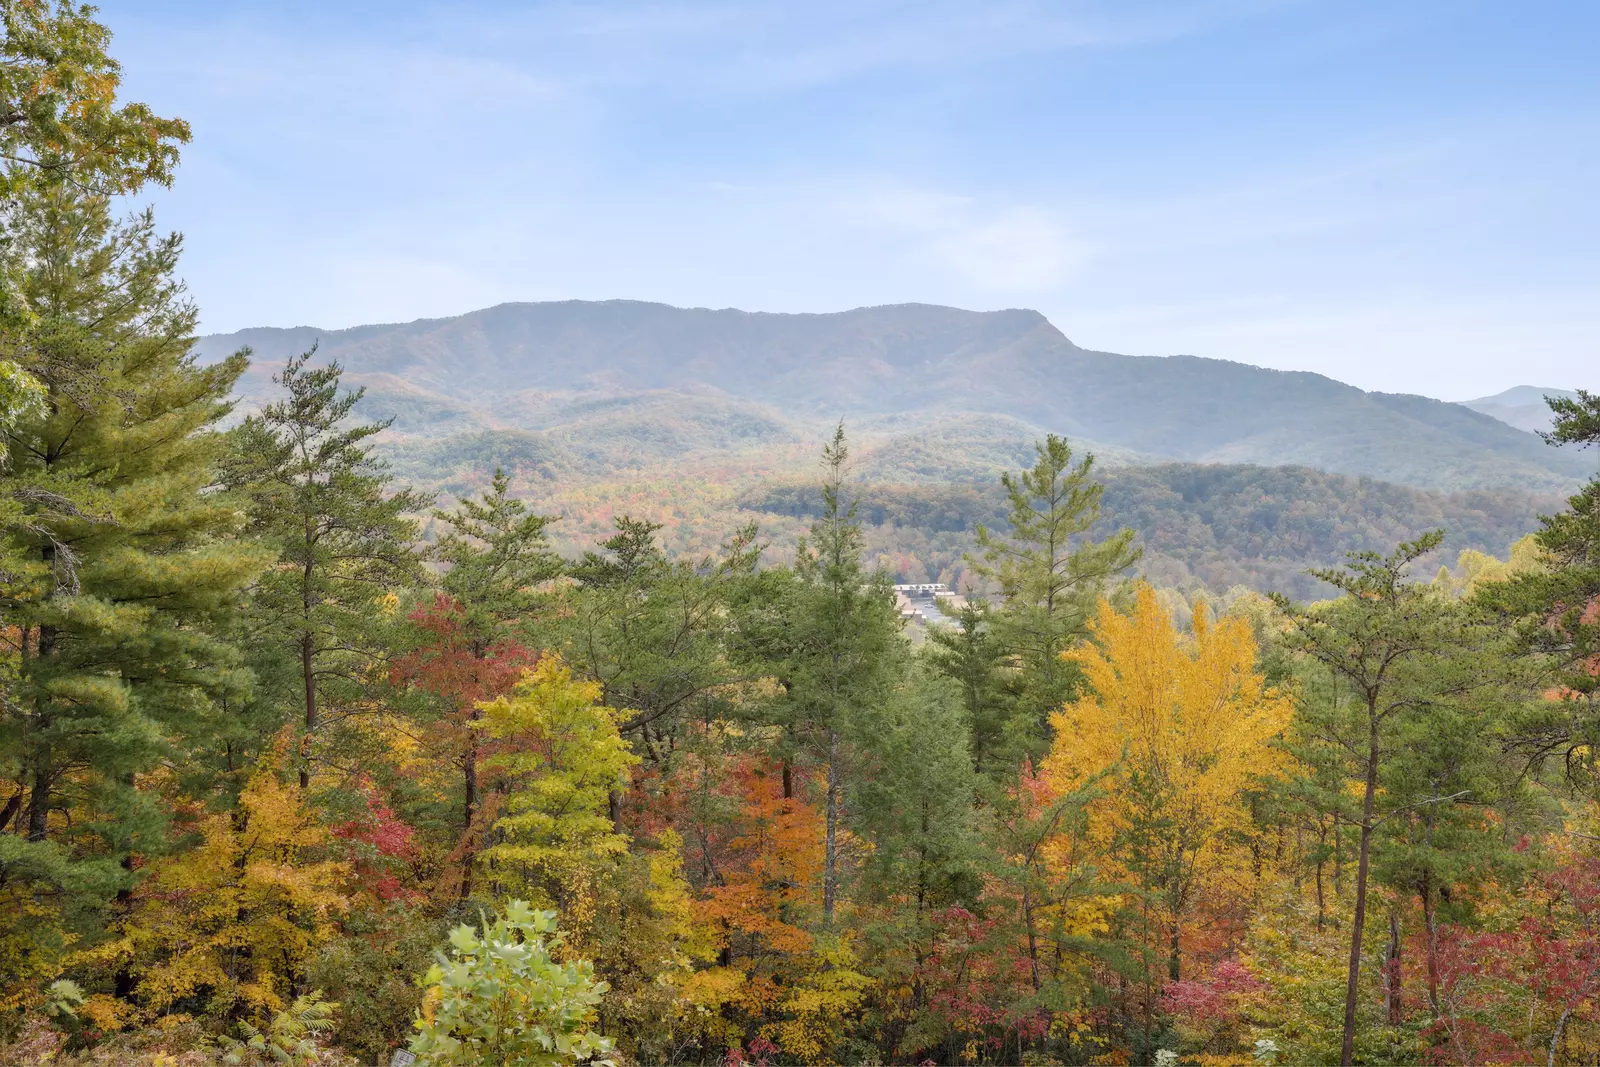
[9,8,1600,1067]
[739,466,1558,600]
[192,300,1595,493]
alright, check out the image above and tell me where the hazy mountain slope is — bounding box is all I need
[740,465,1557,601]
[194,300,1593,491]
[1460,386,1581,435]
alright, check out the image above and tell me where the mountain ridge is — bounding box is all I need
[192,299,1593,493]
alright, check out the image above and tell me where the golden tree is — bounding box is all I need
[1042,585,1292,998]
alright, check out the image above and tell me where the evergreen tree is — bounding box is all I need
[0,186,264,971]
[1371,646,1523,1022]
[563,515,757,739]
[785,424,905,925]
[925,597,1018,782]
[854,662,982,1052]
[969,435,1139,750]
[1273,533,1497,1066]
[226,350,427,788]
[1481,389,1600,796]
[434,467,560,641]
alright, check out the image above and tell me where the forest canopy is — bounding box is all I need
[4,6,1600,1067]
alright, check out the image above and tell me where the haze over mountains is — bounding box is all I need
[1460,385,1582,436]
[196,300,1592,495]
[192,300,1593,597]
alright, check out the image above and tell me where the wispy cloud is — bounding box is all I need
[102,0,1600,397]
[854,188,1086,290]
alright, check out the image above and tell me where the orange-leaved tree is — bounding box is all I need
[1043,585,1292,1010]
[686,755,872,1063]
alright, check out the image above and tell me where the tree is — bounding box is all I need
[1273,533,1493,1066]
[562,515,757,742]
[1372,652,1521,1022]
[433,468,560,644]
[399,469,558,892]
[969,435,1139,751]
[1481,389,1600,798]
[477,654,637,910]
[0,0,188,201]
[926,597,1020,781]
[784,424,905,925]
[408,899,614,1067]
[1044,587,1291,995]
[0,186,265,998]
[87,732,351,1019]
[0,0,189,330]
[1423,847,1600,1067]
[476,655,704,1057]
[852,663,984,1060]
[226,349,427,788]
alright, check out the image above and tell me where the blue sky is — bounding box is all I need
[103,0,1597,399]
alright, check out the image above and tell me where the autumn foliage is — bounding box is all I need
[6,19,1600,1059]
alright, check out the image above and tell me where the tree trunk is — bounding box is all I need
[1550,1005,1576,1067]
[464,742,478,833]
[1422,809,1442,1018]
[823,728,839,925]
[27,622,57,841]
[1022,883,1042,992]
[1333,814,1344,898]
[299,632,316,789]
[1316,858,1327,930]
[1384,911,1403,1027]
[1422,874,1441,1017]
[1341,711,1381,1067]
[26,763,50,841]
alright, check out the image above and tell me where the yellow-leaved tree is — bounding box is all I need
[478,654,638,915]
[477,654,712,1060]
[1042,585,1292,1009]
[84,733,350,1022]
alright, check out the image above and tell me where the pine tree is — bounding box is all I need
[1273,533,1495,1066]
[1372,652,1521,1021]
[785,424,905,926]
[0,186,265,966]
[969,435,1139,750]
[1481,389,1600,796]
[924,597,1018,781]
[225,349,428,788]
[853,662,982,1046]
[563,516,755,740]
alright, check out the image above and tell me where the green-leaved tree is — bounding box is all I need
[226,350,428,788]
[968,435,1139,752]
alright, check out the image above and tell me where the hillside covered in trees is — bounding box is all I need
[7,7,1600,1067]
[191,300,1596,495]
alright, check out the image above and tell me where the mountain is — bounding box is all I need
[1460,385,1581,435]
[193,300,1594,493]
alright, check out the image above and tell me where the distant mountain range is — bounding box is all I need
[1460,385,1581,436]
[194,300,1594,494]
[192,300,1596,597]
